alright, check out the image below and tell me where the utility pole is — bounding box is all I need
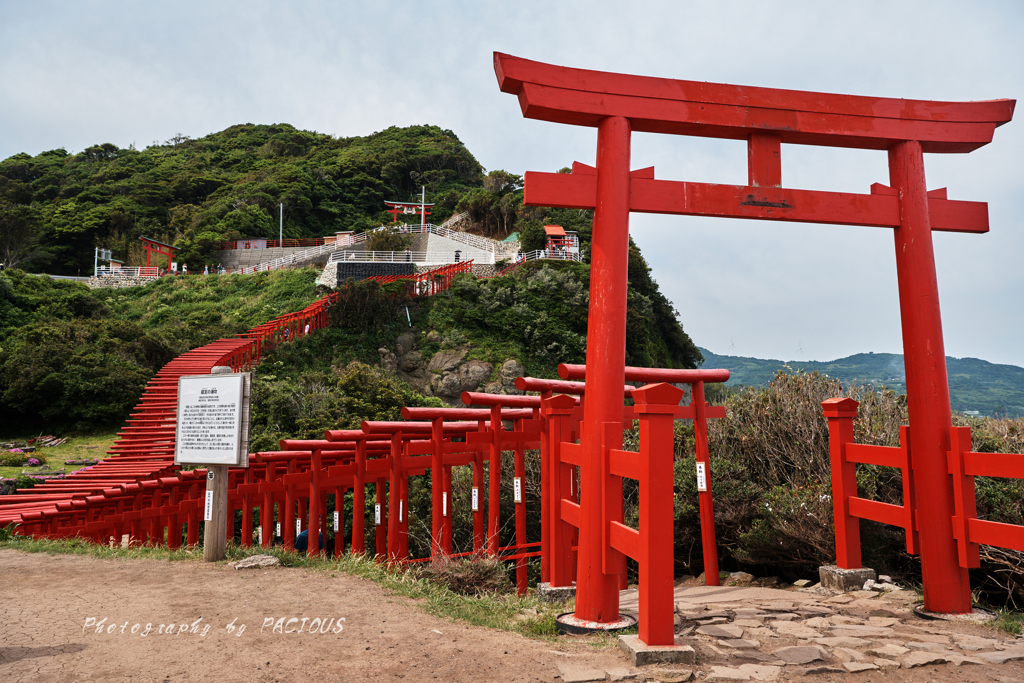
[420,186,426,230]
[279,203,284,245]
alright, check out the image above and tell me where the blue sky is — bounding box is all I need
[2,1,1021,366]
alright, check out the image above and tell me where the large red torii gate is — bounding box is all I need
[495,52,1014,619]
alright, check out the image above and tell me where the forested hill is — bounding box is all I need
[0,123,591,275]
[699,348,1024,417]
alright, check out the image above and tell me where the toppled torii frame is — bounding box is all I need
[494,52,1014,619]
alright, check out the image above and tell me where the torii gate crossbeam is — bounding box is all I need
[495,52,1014,619]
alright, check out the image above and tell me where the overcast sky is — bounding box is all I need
[2,1,1021,366]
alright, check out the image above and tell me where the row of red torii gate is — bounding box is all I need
[3,52,1021,650]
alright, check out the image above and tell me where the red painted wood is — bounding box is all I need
[889,140,971,613]
[823,398,861,568]
[526,171,989,233]
[494,53,1013,153]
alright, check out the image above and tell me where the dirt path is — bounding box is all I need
[0,550,627,683]
[5,549,1024,683]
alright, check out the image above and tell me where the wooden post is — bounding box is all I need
[203,465,229,561]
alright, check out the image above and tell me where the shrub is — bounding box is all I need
[415,554,512,596]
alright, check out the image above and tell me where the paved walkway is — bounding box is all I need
[557,580,1024,682]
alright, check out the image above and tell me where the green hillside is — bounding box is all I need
[699,347,1024,417]
[0,123,598,276]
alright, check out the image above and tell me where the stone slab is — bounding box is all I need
[650,668,694,682]
[842,662,879,672]
[975,647,1024,664]
[618,635,695,667]
[901,651,949,669]
[770,646,826,665]
[605,668,640,682]
[718,639,761,649]
[697,624,745,639]
[819,565,876,593]
[556,662,606,683]
[537,582,576,602]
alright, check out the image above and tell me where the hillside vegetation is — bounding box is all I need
[1,123,592,275]
[700,347,1024,418]
[0,267,323,433]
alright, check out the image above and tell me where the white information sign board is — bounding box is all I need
[513,477,523,504]
[175,373,251,467]
[696,462,708,492]
[472,487,479,511]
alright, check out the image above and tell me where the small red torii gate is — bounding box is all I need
[494,52,1014,619]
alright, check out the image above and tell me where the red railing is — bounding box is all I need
[363,260,474,298]
[0,292,338,529]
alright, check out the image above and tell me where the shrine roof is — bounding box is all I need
[495,53,1015,153]
[139,236,179,250]
[544,225,566,236]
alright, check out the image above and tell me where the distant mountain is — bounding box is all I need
[698,348,1024,418]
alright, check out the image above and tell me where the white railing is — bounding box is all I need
[96,266,161,277]
[326,250,478,266]
[227,216,516,274]
[232,241,352,275]
[519,249,584,262]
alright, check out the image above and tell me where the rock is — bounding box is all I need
[799,666,844,675]
[650,669,693,682]
[873,658,900,669]
[697,624,745,639]
[729,572,755,584]
[398,350,424,372]
[395,331,416,357]
[500,359,525,392]
[905,641,952,653]
[766,613,797,621]
[770,646,827,665]
[425,330,441,343]
[865,616,899,627]
[706,666,751,681]
[953,634,1004,651]
[862,579,877,591]
[842,662,879,672]
[556,663,606,683]
[867,608,900,618]
[235,554,280,570]
[697,617,729,625]
[819,566,876,593]
[975,647,1024,664]
[378,347,398,373]
[944,654,985,666]
[814,636,871,648]
[827,615,864,625]
[801,617,832,629]
[900,633,949,645]
[706,665,779,682]
[828,626,894,638]
[792,580,812,588]
[864,643,909,658]
[831,648,867,663]
[605,668,640,682]
[457,360,493,392]
[735,664,780,681]
[901,651,949,668]
[733,619,765,628]
[718,639,761,650]
[767,621,819,639]
[427,348,467,374]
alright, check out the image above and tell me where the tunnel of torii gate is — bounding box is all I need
[493,52,1015,618]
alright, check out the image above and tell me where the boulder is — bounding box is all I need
[398,351,424,372]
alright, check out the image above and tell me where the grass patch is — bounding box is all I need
[0,535,572,639]
[0,431,119,480]
[989,608,1024,636]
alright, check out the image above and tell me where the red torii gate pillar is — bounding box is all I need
[495,52,1014,617]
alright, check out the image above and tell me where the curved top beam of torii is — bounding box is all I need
[495,53,1015,234]
[494,53,1014,153]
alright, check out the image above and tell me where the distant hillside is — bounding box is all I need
[698,348,1024,418]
